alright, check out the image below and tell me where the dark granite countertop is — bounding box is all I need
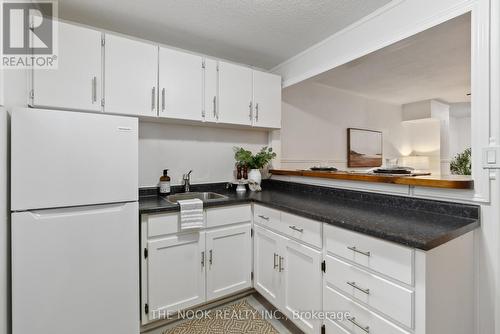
[139,180,480,251]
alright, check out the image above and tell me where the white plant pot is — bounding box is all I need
[248,169,262,189]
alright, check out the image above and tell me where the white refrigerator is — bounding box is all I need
[0,108,9,334]
[11,108,139,334]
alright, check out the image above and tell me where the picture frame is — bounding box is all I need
[347,128,383,167]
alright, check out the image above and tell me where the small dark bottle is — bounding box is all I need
[237,165,242,179]
[242,166,248,179]
[159,169,171,195]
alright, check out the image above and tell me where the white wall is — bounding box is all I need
[449,102,471,158]
[139,122,269,187]
[281,81,410,170]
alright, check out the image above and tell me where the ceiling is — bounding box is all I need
[57,0,392,69]
[312,13,471,105]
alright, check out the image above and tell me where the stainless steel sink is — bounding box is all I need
[166,192,228,204]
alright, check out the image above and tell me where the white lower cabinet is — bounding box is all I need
[146,232,206,321]
[254,225,284,306]
[206,224,252,300]
[140,203,474,333]
[324,287,410,334]
[253,225,322,334]
[255,207,474,334]
[281,239,322,334]
[141,205,253,325]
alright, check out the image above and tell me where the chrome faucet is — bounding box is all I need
[183,170,193,192]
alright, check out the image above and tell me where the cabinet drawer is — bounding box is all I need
[324,225,414,285]
[254,205,321,248]
[326,256,413,328]
[324,287,410,334]
[206,204,251,228]
[145,212,180,237]
[280,212,322,248]
[325,319,351,334]
[254,204,281,227]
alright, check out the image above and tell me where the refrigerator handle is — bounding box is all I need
[29,203,130,219]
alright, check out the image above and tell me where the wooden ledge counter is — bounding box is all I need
[269,169,474,190]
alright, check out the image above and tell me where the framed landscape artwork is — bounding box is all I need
[347,128,383,167]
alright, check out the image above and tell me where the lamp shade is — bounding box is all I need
[399,156,430,170]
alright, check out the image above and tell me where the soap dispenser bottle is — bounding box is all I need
[159,169,171,195]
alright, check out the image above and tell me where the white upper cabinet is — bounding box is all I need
[205,224,252,300]
[218,61,253,125]
[158,47,203,120]
[104,34,158,116]
[203,58,218,122]
[253,70,282,128]
[31,21,102,112]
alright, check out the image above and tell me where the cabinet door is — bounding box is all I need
[104,34,158,116]
[206,224,252,300]
[203,58,218,122]
[32,21,102,111]
[253,70,281,128]
[281,239,322,334]
[147,232,205,320]
[218,61,253,125]
[253,226,283,307]
[158,47,203,120]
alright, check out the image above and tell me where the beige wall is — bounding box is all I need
[139,122,269,187]
[281,81,411,170]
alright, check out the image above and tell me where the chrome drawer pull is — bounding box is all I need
[347,246,371,257]
[288,225,304,233]
[91,76,97,103]
[278,256,284,272]
[258,215,270,221]
[347,281,370,295]
[273,253,278,269]
[347,316,370,333]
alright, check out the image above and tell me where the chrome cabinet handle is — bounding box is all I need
[347,281,370,295]
[347,246,371,257]
[151,87,156,111]
[213,96,217,118]
[289,225,304,233]
[258,215,270,221]
[161,88,166,112]
[91,76,97,103]
[347,316,370,333]
[273,253,278,269]
[249,101,253,120]
[278,256,284,272]
[209,249,213,266]
[201,251,205,267]
[255,103,259,121]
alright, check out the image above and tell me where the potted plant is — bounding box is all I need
[234,146,276,189]
[450,148,471,175]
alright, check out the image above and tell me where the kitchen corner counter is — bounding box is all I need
[139,180,480,251]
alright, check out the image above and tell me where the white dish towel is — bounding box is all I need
[178,198,204,230]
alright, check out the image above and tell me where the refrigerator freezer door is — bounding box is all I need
[12,202,139,334]
[11,108,138,211]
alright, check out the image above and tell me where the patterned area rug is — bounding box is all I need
[163,300,280,334]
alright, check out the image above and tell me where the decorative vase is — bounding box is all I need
[248,169,262,190]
